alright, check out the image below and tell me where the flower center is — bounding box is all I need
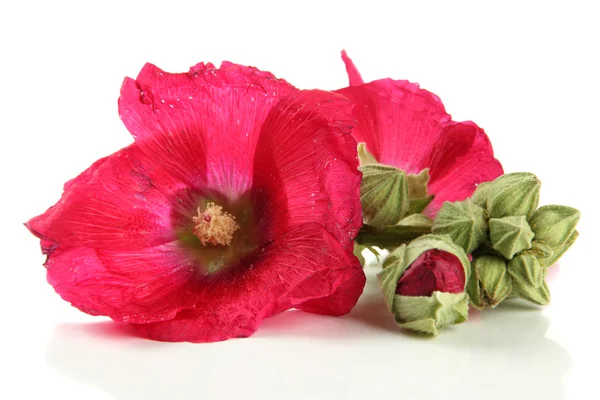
[192,202,240,246]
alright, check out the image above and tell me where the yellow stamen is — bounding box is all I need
[192,202,239,246]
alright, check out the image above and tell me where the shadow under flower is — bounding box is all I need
[46,266,572,400]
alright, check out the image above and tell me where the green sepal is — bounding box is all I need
[508,253,549,305]
[392,292,469,335]
[487,172,541,218]
[467,255,512,309]
[353,243,367,267]
[488,215,535,259]
[353,243,383,267]
[526,240,554,259]
[359,164,409,226]
[408,195,435,215]
[512,280,551,306]
[403,169,434,214]
[432,199,487,253]
[398,213,434,228]
[529,205,580,249]
[378,235,471,335]
[407,169,430,198]
[508,253,544,288]
[471,181,494,208]
[537,230,579,268]
[357,142,378,166]
[356,214,432,250]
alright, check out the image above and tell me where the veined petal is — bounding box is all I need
[132,224,364,342]
[118,62,298,200]
[26,145,191,251]
[252,90,362,252]
[335,78,450,173]
[426,122,503,214]
[44,243,201,323]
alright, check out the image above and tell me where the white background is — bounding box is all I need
[1,1,598,399]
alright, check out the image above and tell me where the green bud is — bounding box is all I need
[359,164,409,226]
[528,240,554,259]
[432,199,487,253]
[378,235,470,335]
[537,230,579,268]
[508,253,549,305]
[406,169,434,214]
[471,181,493,208]
[488,215,535,259]
[529,205,580,249]
[487,172,541,218]
[467,255,512,309]
[357,142,378,166]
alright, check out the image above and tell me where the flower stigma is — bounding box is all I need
[193,202,240,246]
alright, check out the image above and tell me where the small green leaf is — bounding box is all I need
[432,199,487,253]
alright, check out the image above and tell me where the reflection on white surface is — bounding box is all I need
[46,268,571,400]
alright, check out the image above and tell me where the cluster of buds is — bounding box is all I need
[432,172,580,308]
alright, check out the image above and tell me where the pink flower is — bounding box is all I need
[336,51,503,215]
[26,62,365,342]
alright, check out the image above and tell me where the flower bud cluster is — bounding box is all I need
[432,173,580,308]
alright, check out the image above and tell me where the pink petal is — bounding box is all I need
[426,122,503,214]
[132,224,364,342]
[252,90,362,252]
[341,50,365,86]
[335,79,450,173]
[396,249,465,296]
[44,244,202,323]
[26,145,190,251]
[118,62,298,200]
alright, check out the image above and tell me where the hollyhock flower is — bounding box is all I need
[378,235,470,335]
[336,51,503,216]
[26,61,365,342]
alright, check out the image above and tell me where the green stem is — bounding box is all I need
[356,224,431,249]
